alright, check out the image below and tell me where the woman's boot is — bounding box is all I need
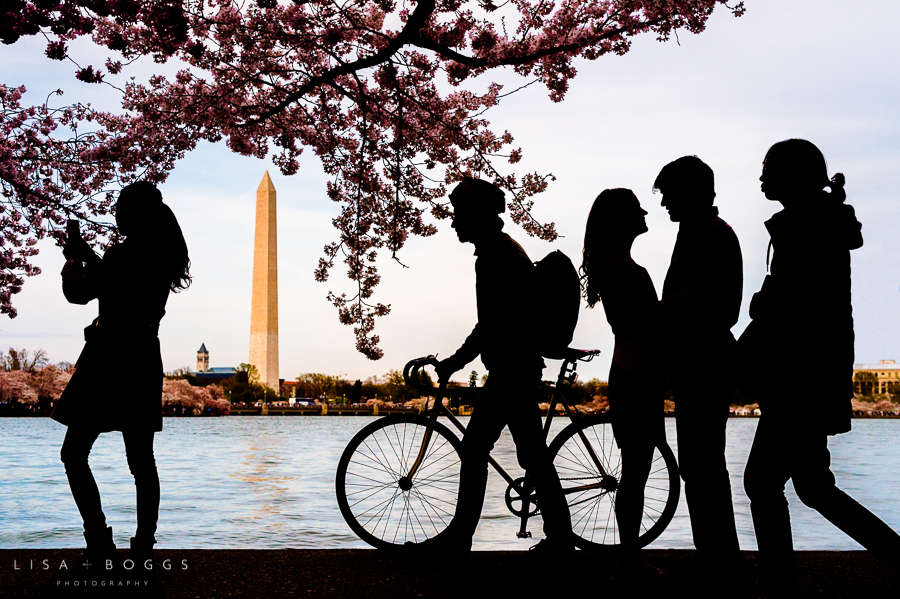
[128,535,156,570]
[60,526,119,581]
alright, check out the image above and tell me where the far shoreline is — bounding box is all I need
[3,412,900,419]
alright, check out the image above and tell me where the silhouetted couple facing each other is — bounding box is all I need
[53,182,191,571]
[583,142,900,594]
[582,157,742,579]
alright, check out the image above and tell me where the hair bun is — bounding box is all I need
[828,172,846,203]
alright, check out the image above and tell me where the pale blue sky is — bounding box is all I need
[3,1,899,384]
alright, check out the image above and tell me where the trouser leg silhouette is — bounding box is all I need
[453,374,571,546]
[123,430,160,542]
[674,388,741,561]
[616,442,655,550]
[746,416,900,570]
[61,427,160,540]
[61,427,107,533]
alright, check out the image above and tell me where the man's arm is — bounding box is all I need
[658,223,742,329]
[436,324,482,381]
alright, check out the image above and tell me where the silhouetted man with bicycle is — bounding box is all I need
[655,156,743,579]
[435,177,573,553]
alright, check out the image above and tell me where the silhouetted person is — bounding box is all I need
[581,189,665,568]
[52,182,191,571]
[655,156,743,574]
[742,139,900,596]
[435,177,573,552]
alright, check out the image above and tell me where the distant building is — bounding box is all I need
[191,344,236,386]
[853,360,900,395]
[197,343,210,372]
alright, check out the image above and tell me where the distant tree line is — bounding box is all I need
[0,347,613,415]
[0,348,73,412]
[292,369,435,404]
[165,363,278,406]
[162,379,230,416]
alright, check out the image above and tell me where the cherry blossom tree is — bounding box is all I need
[162,378,230,414]
[1,0,744,357]
[0,370,39,404]
[0,364,66,405]
[29,364,72,399]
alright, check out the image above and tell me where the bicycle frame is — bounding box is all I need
[399,385,520,498]
[401,352,616,539]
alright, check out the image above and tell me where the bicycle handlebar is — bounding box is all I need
[403,349,601,393]
[403,355,442,393]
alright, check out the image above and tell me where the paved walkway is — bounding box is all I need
[2,549,896,598]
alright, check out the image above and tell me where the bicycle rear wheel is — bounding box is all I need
[548,412,679,551]
[335,415,463,549]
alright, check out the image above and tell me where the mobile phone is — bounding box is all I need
[66,219,80,240]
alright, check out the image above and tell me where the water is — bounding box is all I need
[1,417,899,550]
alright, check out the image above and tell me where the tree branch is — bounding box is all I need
[413,17,667,67]
[236,0,436,128]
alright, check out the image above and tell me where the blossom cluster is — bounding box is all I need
[0,365,72,404]
[162,378,230,415]
[0,84,169,317]
[2,0,743,357]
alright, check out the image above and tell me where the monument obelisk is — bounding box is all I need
[249,171,279,392]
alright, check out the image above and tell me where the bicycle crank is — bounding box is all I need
[505,477,540,517]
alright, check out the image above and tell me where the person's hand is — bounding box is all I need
[435,358,461,383]
[62,236,82,262]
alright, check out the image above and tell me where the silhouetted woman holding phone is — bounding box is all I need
[582,188,665,568]
[53,181,190,568]
[742,139,900,595]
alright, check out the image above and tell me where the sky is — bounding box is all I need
[2,0,899,385]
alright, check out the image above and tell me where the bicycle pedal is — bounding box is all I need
[516,531,533,539]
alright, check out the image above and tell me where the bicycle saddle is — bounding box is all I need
[562,348,600,362]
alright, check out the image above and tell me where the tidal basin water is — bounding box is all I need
[2,417,900,550]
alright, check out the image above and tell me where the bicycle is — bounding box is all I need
[335,350,680,551]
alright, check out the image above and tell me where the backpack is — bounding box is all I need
[533,250,580,359]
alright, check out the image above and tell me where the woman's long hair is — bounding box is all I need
[117,182,192,292]
[763,139,846,203]
[580,188,639,308]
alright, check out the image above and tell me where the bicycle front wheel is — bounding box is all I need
[548,412,679,551]
[335,415,463,549]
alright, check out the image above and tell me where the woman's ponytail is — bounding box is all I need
[827,172,847,203]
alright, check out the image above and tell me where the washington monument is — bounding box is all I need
[250,171,279,392]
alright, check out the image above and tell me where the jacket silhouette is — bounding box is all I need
[746,203,861,434]
[445,231,543,375]
[661,206,742,359]
[52,238,170,433]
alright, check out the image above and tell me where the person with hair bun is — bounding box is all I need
[742,139,900,595]
[53,181,191,573]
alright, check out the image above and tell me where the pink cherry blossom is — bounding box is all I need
[0,0,744,358]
